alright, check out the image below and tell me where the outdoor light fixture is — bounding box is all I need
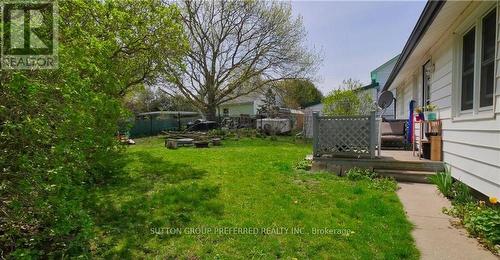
[424,62,435,77]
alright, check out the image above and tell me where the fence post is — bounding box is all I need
[313,112,319,157]
[369,111,376,158]
[178,112,181,131]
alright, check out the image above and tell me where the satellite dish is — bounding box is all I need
[378,91,394,109]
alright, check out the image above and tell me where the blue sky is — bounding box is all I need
[291,1,426,94]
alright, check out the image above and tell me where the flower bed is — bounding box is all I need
[429,171,499,254]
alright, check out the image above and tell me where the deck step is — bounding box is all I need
[314,157,445,172]
[374,169,435,183]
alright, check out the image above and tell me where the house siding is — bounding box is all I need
[219,103,255,116]
[373,56,399,119]
[392,2,500,197]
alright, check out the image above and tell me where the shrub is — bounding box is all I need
[1,63,124,258]
[208,129,227,139]
[240,128,258,138]
[428,171,453,198]
[0,1,187,257]
[294,160,311,171]
[211,129,260,140]
[322,80,376,117]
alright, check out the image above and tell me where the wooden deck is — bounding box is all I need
[378,150,430,162]
[311,150,445,183]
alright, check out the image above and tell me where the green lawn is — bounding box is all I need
[89,137,418,259]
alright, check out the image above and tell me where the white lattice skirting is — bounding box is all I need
[313,112,379,158]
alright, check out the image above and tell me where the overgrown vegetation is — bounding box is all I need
[322,79,376,116]
[124,87,197,114]
[294,159,312,171]
[450,181,474,205]
[208,128,261,140]
[0,1,187,257]
[345,168,398,192]
[428,171,453,198]
[445,202,500,252]
[345,167,378,181]
[429,170,499,253]
[274,79,323,109]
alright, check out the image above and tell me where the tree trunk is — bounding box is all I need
[204,105,217,121]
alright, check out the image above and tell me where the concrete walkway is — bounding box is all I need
[397,182,498,260]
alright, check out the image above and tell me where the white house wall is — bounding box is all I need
[392,2,500,197]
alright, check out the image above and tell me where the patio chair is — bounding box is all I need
[380,120,408,149]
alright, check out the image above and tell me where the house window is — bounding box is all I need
[480,9,496,108]
[458,6,497,114]
[461,28,475,111]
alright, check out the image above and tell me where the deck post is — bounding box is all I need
[378,118,382,157]
[369,111,376,158]
[313,112,319,157]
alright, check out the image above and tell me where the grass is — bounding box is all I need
[89,136,419,259]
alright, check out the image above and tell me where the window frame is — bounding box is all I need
[453,3,497,120]
[479,8,496,109]
[460,27,476,113]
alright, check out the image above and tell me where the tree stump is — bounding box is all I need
[211,138,221,146]
[165,139,178,149]
[194,141,209,148]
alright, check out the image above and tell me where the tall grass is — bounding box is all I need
[428,171,453,197]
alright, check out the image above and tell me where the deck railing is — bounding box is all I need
[312,111,379,158]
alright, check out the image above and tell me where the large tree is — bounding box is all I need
[124,86,197,113]
[275,79,323,109]
[160,0,319,120]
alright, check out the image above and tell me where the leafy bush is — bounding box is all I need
[345,168,377,181]
[428,171,453,197]
[322,80,376,116]
[208,129,227,139]
[240,128,258,138]
[294,160,311,171]
[209,128,258,140]
[0,0,187,257]
[446,202,500,250]
[433,175,500,252]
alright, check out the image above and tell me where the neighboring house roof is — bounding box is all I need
[304,103,323,111]
[221,90,265,105]
[358,81,380,92]
[137,111,199,116]
[383,0,446,91]
[371,55,400,76]
[289,109,304,115]
[370,54,400,83]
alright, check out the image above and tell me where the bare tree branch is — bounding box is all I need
[160,0,321,119]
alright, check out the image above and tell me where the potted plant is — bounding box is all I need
[424,104,438,121]
[415,107,424,121]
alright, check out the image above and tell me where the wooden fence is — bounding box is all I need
[312,112,379,158]
[303,111,314,138]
